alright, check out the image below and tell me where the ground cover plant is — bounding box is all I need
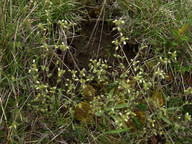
[0,0,192,143]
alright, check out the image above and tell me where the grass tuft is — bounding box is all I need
[0,0,192,143]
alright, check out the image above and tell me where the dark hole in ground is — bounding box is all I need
[67,20,139,70]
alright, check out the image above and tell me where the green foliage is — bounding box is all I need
[0,0,192,143]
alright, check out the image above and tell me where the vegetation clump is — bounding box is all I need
[0,0,192,143]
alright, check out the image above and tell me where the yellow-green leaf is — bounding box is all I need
[73,101,91,122]
[104,127,131,134]
[178,24,189,36]
[95,110,104,117]
[151,88,164,107]
[114,103,129,109]
[160,115,172,125]
[80,84,96,101]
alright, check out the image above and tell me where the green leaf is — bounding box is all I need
[167,107,178,111]
[180,35,189,42]
[108,88,115,98]
[151,88,164,107]
[136,140,143,144]
[171,41,178,46]
[136,103,147,111]
[178,24,189,36]
[132,117,143,130]
[172,29,179,39]
[160,116,172,125]
[104,127,131,134]
[95,110,104,117]
[114,103,129,109]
